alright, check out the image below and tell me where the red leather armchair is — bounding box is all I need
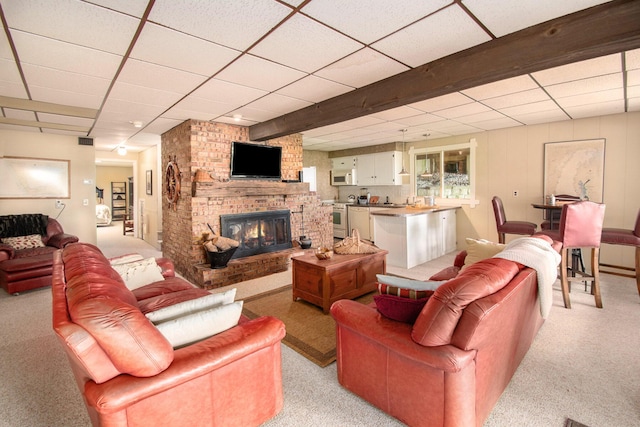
[0,215,78,294]
[52,243,285,426]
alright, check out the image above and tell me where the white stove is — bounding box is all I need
[332,202,353,238]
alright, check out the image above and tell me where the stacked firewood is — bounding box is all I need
[202,233,239,253]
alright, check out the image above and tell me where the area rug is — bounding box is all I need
[565,419,590,427]
[242,285,375,367]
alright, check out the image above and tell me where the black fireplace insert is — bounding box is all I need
[220,210,292,259]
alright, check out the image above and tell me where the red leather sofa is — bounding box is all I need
[331,241,559,427]
[52,242,286,427]
[0,214,78,294]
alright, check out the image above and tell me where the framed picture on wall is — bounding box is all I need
[543,138,605,202]
[146,170,152,195]
[0,156,70,198]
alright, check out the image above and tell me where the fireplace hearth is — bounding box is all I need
[220,210,292,259]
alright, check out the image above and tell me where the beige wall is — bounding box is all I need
[137,145,161,249]
[0,130,97,244]
[406,111,640,268]
[95,165,133,211]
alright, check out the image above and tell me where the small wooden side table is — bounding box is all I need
[291,250,388,314]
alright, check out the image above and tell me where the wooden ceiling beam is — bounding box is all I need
[249,0,640,141]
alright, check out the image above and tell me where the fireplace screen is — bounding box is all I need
[220,210,292,259]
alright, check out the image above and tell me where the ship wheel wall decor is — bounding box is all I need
[165,156,181,211]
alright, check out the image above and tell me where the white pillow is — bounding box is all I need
[146,289,237,323]
[376,274,445,291]
[111,257,165,290]
[155,301,243,348]
[109,253,145,265]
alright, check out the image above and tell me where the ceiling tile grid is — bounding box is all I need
[0,0,636,152]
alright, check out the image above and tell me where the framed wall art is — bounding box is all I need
[543,138,605,202]
[0,156,70,199]
[146,170,153,195]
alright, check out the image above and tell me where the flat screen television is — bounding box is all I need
[230,141,282,180]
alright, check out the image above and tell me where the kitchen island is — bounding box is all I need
[371,206,460,269]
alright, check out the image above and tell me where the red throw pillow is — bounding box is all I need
[378,283,434,300]
[374,294,430,324]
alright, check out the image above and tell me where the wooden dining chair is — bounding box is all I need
[599,207,640,298]
[538,201,606,309]
[540,194,581,230]
[492,196,537,244]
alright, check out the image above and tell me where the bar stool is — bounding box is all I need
[599,208,640,297]
[538,201,606,309]
[540,194,581,230]
[492,196,537,244]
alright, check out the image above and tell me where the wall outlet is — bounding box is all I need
[55,200,63,209]
[513,191,518,197]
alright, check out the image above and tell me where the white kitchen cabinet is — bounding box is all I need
[331,156,356,170]
[368,207,388,242]
[372,207,459,269]
[355,151,402,186]
[347,206,371,241]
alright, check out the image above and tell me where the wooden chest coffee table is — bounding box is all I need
[291,250,388,314]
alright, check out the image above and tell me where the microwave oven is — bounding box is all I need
[330,169,356,186]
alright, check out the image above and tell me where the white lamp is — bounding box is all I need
[419,133,433,177]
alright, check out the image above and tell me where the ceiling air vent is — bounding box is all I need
[78,137,94,146]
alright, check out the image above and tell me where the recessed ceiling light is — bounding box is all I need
[117,145,127,156]
[130,120,143,128]
[233,114,242,122]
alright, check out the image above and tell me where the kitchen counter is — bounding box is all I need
[370,205,460,217]
[371,206,460,269]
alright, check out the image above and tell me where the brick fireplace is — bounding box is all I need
[220,209,292,259]
[160,119,332,289]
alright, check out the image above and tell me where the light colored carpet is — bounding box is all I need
[1,227,638,426]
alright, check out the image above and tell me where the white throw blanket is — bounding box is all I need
[493,237,561,319]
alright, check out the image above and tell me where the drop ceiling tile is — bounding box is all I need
[28,86,104,109]
[168,96,236,120]
[426,120,480,134]
[531,53,622,85]
[276,75,353,103]
[83,0,149,17]
[627,69,640,86]
[626,48,640,70]
[37,112,95,127]
[213,115,258,127]
[0,80,28,99]
[4,109,37,121]
[455,110,508,124]
[372,5,491,68]
[554,88,623,108]
[216,55,307,92]
[148,0,291,51]
[544,73,623,98]
[301,0,450,45]
[338,115,387,130]
[0,123,39,133]
[314,48,409,88]
[395,113,444,127]
[501,100,562,116]
[3,0,140,54]
[100,98,166,121]
[462,75,539,100]
[21,63,110,97]
[249,14,363,73]
[509,109,569,125]
[466,117,523,130]
[369,106,424,121]
[482,88,550,109]
[409,92,474,113]
[227,105,281,123]
[109,82,184,108]
[627,85,640,98]
[242,93,313,115]
[564,100,624,118]
[118,59,208,94]
[144,117,185,135]
[191,78,268,106]
[12,31,121,79]
[302,122,354,138]
[628,97,640,111]
[131,23,241,77]
[0,58,23,83]
[433,102,491,119]
[0,30,14,60]
[462,0,609,37]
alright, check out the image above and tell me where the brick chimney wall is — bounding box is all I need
[161,119,331,288]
